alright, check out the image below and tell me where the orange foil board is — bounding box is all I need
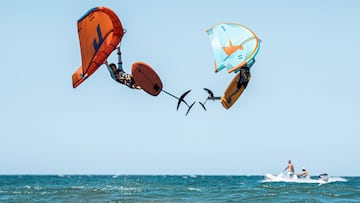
[221,72,251,109]
[131,62,163,96]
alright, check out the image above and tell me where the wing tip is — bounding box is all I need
[185,101,196,116]
[199,102,207,111]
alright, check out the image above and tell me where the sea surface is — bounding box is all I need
[0,175,359,202]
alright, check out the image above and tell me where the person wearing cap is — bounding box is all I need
[297,167,310,179]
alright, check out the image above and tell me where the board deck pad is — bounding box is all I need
[131,62,163,96]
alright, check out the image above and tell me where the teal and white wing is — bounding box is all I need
[206,23,260,73]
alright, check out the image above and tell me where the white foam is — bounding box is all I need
[262,173,347,184]
[188,187,201,192]
[326,176,347,183]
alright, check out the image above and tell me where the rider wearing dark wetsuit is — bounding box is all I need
[237,65,251,89]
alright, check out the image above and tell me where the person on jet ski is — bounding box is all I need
[297,167,310,179]
[283,160,295,178]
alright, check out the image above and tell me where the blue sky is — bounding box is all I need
[1,0,360,176]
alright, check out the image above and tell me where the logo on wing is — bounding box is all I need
[222,40,243,56]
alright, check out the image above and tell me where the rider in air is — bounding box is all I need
[236,58,254,90]
[104,47,141,89]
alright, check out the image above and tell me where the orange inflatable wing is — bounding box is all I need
[72,6,124,88]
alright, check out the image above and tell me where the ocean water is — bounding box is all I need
[0,175,359,202]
